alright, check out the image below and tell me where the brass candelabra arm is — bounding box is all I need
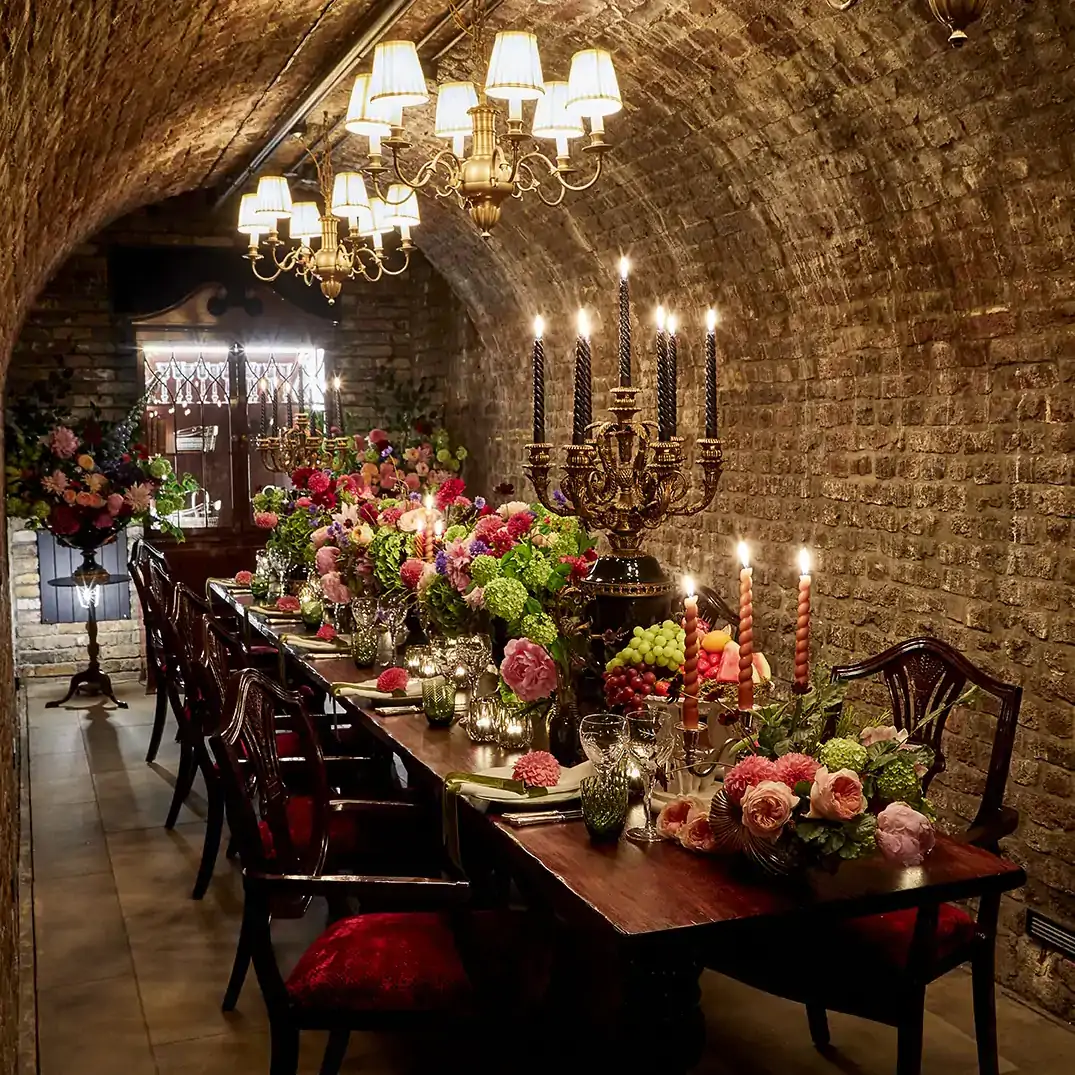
[375,243,412,278]
[524,443,564,517]
[514,147,607,205]
[247,244,301,283]
[670,439,724,517]
[347,244,386,282]
[383,143,461,196]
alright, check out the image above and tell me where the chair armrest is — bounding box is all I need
[244,870,469,908]
[328,798,425,818]
[960,805,1019,851]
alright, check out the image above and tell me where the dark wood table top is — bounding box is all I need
[209,582,1027,944]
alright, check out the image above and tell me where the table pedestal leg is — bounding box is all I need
[46,603,128,709]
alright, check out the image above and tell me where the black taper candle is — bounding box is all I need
[272,379,279,431]
[668,317,678,439]
[286,383,293,429]
[572,311,592,445]
[532,319,546,443]
[705,312,718,439]
[617,258,631,387]
[259,379,267,438]
[655,309,669,441]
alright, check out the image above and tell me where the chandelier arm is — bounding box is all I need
[516,149,606,195]
[378,248,412,277]
[350,245,386,282]
[387,145,461,191]
[249,252,285,283]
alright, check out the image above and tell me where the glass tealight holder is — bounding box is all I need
[494,700,532,751]
[422,677,456,727]
[404,644,429,678]
[580,765,629,842]
[466,694,499,743]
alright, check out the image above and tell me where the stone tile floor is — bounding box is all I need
[26,682,1075,1075]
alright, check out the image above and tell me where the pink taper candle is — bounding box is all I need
[795,548,811,690]
[737,542,755,712]
[681,576,700,730]
[414,518,429,564]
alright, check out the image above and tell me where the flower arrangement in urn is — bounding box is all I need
[5,376,199,547]
[657,673,962,873]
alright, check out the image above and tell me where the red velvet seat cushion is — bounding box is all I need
[841,903,976,969]
[259,795,359,864]
[276,730,302,757]
[286,912,470,1013]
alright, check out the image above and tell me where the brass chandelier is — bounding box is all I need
[826,0,988,47]
[344,2,622,237]
[236,124,418,304]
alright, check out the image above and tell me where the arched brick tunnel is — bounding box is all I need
[1,0,1074,1058]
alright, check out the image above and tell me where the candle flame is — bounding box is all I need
[798,547,811,577]
[533,315,544,339]
[619,256,630,280]
[737,541,750,568]
[332,375,341,390]
[667,313,678,336]
[576,308,590,338]
[433,520,444,537]
[415,516,425,533]
[423,494,433,511]
[683,574,695,598]
[656,305,666,331]
[706,308,718,333]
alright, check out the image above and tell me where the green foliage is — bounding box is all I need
[419,575,470,635]
[368,527,407,595]
[266,510,319,569]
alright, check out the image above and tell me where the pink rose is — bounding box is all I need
[740,780,798,841]
[860,725,909,748]
[320,571,351,605]
[876,802,936,866]
[311,526,331,549]
[807,767,866,822]
[499,637,558,703]
[379,462,397,490]
[404,472,421,491]
[369,428,389,445]
[315,546,340,576]
[657,797,694,838]
[254,510,279,529]
[415,461,430,477]
[679,814,718,853]
[106,493,125,516]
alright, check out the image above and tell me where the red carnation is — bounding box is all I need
[560,555,590,583]
[291,466,313,490]
[307,471,331,496]
[376,667,410,694]
[434,477,466,510]
[490,529,517,555]
[379,507,404,526]
[359,501,380,524]
[505,512,534,539]
[400,557,425,590]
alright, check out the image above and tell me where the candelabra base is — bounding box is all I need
[582,554,674,643]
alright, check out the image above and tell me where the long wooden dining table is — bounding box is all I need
[210,581,1026,1070]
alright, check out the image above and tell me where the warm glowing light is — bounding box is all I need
[798,548,811,577]
[415,516,425,534]
[683,575,695,598]
[533,315,544,339]
[332,375,341,390]
[369,40,428,109]
[423,494,433,511]
[433,520,444,538]
[485,32,545,102]
[619,256,630,280]
[667,313,678,336]
[706,308,718,333]
[577,309,590,338]
[656,305,666,332]
[738,541,750,569]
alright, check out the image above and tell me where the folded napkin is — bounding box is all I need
[331,679,423,699]
[279,634,344,653]
[248,604,304,620]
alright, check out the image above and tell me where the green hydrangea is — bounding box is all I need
[31,500,50,520]
[483,576,528,622]
[520,612,557,647]
[470,554,502,587]
[521,553,553,591]
[456,446,468,460]
[443,524,467,542]
[436,448,451,463]
[875,756,922,803]
[818,737,868,773]
[148,456,172,479]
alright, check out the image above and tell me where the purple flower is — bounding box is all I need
[552,489,568,509]
[434,550,449,575]
[409,491,422,502]
[380,446,394,460]
[468,538,491,557]
[474,496,486,510]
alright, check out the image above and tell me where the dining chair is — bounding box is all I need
[697,584,739,637]
[210,668,441,1016]
[134,544,176,763]
[709,636,1022,1075]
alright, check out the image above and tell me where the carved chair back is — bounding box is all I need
[697,584,739,637]
[128,541,165,670]
[210,668,330,894]
[831,637,1021,845]
[195,613,245,738]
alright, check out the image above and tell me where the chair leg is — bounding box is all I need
[222,900,258,1011]
[806,1003,830,1048]
[319,1030,350,1075]
[191,772,223,900]
[165,740,197,830]
[225,834,240,860]
[896,1000,925,1075]
[269,1024,300,1075]
[145,683,168,763]
[972,953,1000,1075]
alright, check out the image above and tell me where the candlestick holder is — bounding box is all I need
[525,385,722,632]
[257,412,350,474]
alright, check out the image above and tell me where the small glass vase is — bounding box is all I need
[547,669,582,766]
[422,677,456,727]
[466,694,499,743]
[580,765,629,842]
[351,623,378,667]
[494,700,532,751]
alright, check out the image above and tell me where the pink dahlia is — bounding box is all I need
[376,667,409,694]
[234,570,253,586]
[505,511,534,539]
[773,752,820,790]
[49,426,79,459]
[400,557,425,590]
[472,514,503,542]
[254,510,279,529]
[723,755,779,805]
[275,595,301,613]
[315,624,337,641]
[512,750,561,788]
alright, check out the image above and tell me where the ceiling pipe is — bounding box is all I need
[214,0,422,209]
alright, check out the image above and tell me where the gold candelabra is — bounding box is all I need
[525,386,722,555]
[257,413,350,474]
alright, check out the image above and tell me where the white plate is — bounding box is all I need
[461,761,593,806]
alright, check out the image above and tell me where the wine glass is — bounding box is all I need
[625,702,675,844]
[580,712,629,773]
[377,595,408,664]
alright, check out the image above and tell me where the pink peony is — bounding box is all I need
[400,557,425,590]
[463,585,485,610]
[275,595,301,612]
[512,750,561,788]
[499,638,558,703]
[41,470,68,495]
[376,667,409,694]
[106,493,125,516]
[740,780,799,841]
[314,546,340,576]
[234,571,253,586]
[860,725,909,748]
[254,510,279,529]
[773,752,820,789]
[807,767,866,822]
[680,814,718,853]
[311,526,332,549]
[368,428,389,446]
[49,426,79,459]
[656,797,696,838]
[404,472,421,491]
[472,514,504,542]
[876,802,936,866]
[321,571,351,605]
[723,755,778,804]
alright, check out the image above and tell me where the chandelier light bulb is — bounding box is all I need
[706,308,718,332]
[798,547,811,577]
[331,172,370,219]
[237,193,263,240]
[619,256,630,280]
[738,541,751,569]
[566,48,622,119]
[656,305,666,332]
[369,40,428,108]
[577,308,590,338]
[253,175,293,222]
[485,31,545,102]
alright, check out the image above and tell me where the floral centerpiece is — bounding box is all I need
[657,673,960,873]
[5,380,198,549]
